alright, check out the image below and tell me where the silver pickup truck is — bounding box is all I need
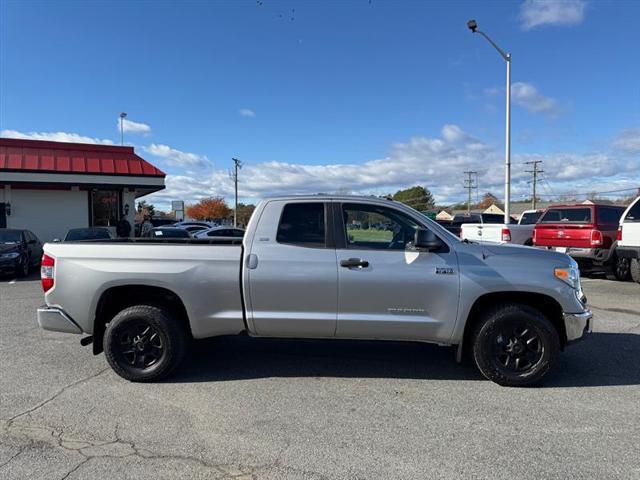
[37,195,592,387]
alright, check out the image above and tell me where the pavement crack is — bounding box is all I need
[6,368,109,427]
[59,457,90,480]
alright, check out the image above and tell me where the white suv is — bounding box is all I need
[617,196,640,283]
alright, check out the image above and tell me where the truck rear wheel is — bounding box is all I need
[104,305,187,382]
[631,259,640,284]
[472,304,559,387]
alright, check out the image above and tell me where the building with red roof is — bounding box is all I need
[0,138,166,241]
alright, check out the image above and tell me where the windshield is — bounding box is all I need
[452,214,481,225]
[65,229,111,241]
[519,211,543,225]
[0,230,22,244]
[540,207,592,224]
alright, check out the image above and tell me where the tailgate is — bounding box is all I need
[461,224,501,242]
[534,224,592,248]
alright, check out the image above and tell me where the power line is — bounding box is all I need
[524,160,543,209]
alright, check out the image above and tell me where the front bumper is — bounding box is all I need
[37,307,83,334]
[564,309,593,344]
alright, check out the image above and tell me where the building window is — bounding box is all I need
[91,190,120,227]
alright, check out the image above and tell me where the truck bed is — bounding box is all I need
[43,241,246,339]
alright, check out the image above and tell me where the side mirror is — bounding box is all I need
[414,228,445,251]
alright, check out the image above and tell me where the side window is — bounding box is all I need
[207,230,223,237]
[625,199,640,222]
[276,203,326,247]
[232,229,244,237]
[597,207,623,225]
[342,203,419,250]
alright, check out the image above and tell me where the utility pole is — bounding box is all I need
[525,160,543,209]
[231,158,242,227]
[119,112,127,146]
[464,170,478,214]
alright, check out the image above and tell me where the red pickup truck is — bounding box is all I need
[533,203,627,280]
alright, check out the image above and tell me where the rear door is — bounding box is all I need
[334,202,459,343]
[245,200,338,337]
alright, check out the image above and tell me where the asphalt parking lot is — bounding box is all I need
[1,274,639,480]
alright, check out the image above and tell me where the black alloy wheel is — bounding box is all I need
[614,256,631,281]
[472,304,559,387]
[104,305,188,382]
[115,322,165,370]
[490,324,544,374]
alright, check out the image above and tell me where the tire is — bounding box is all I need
[612,255,631,282]
[17,255,29,278]
[472,304,560,387]
[631,259,640,284]
[104,305,188,382]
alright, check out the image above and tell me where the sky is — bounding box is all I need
[1,0,639,210]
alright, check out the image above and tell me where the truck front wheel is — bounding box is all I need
[104,305,187,382]
[472,304,560,387]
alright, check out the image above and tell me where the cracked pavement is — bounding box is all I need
[1,274,639,479]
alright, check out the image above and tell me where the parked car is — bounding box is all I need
[461,209,543,246]
[616,196,640,283]
[194,226,245,239]
[37,195,592,387]
[533,203,627,280]
[148,227,191,239]
[180,225,209,234]
[64,227,113,242]
[173,221,216,228]
[0,228,43,277]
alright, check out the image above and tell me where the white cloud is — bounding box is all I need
[612,127,640,154]
[239,108,256,118]
[119,118,151,134]
[520,0,586,30]
[0,129,114,145]
[511,82,558,115]
[144,143,211,168]
[144,124,639,210]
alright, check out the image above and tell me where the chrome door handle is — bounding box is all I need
[340,258,369,268]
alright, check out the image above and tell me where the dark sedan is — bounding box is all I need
[0,228,43,277]
[64,227,113,241]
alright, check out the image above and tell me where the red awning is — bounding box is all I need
[0,138,165,177]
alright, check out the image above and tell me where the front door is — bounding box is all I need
[245,200,338,337]
[335,202,459,343]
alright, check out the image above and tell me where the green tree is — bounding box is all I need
[136,200,155,217]
[392,186,435,211]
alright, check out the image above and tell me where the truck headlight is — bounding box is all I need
[1,252,20,259]
[554,266,580,290]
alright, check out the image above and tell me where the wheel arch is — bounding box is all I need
[92,285,192,355]
[456,291,566,362]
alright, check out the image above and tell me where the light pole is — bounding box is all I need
[231,158,242,227]
[467,19,511,224]
[119,112,127,146]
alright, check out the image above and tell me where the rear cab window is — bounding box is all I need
[624,198,640,223]
[519,211,543,225]
[540,207,592,224]
[276,203,327,248]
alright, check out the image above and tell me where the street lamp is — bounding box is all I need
[119,112,127,146]
[467,19,512,224]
